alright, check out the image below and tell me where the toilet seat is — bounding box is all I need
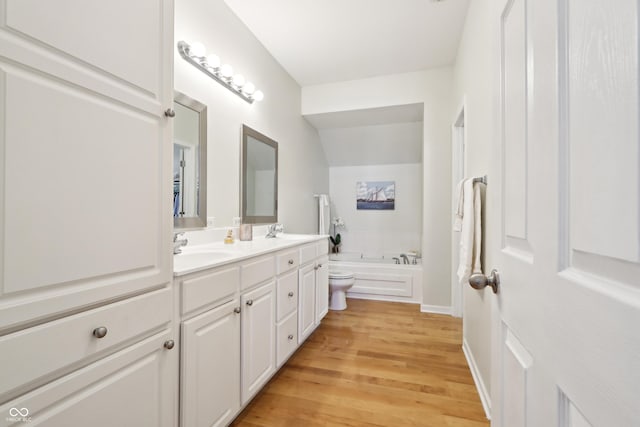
[329,271,354,279]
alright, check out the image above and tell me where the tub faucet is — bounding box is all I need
[266,223,284,238]
[399,254,409,264]
[173,232,188,254]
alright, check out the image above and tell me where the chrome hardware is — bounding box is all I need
[288,259,294,265]
[246,300,253,306]
[173,232,188,254]
[164,340,175,350]
[313,265,319,270]
[469,269,500,294]
[287,334,294,340]
[288,291,294,297]
[164,108,176,117]
[234,307,241,314]
[92,327,108,339]
[317,263,322,268]
[392,257,400,264]
[265,223,284,238]
[399,254,410,264]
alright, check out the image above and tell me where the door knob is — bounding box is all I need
[468,269,500,294]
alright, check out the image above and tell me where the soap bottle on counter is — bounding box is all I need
[224,229,235,244]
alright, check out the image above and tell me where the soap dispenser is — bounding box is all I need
[224,229,235,244]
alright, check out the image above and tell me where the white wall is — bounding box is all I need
[175,0,329,232]
[330,164,423,258]
[303,68,454,309]
[450,0,496,406]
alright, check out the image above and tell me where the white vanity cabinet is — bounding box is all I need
[174,236,329,425]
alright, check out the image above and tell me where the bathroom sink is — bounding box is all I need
[174,250,237,272]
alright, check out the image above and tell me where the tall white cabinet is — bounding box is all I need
[0,1,176,424]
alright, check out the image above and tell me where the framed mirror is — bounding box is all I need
[241,125,278,224]
[173,91,207,228]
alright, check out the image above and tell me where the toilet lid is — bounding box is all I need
[329,271,354,279]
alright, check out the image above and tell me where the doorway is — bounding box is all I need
[451,103,465,318]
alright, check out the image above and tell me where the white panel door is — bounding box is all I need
[491,0,640,425]
[181,299,240,427]
[241,281,276,405]
[0,0,174,332]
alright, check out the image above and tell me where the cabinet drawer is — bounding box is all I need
[276,249,299,275]
[0,329,175,427]
[277,311,298,367]
[276,270,298,321]
[316,239,329,256]
[241,255,275,290]
[299,243,317,265]
[181,266,239,317]
[0,288,171,402]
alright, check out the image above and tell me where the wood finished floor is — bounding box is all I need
[231,299,489,427]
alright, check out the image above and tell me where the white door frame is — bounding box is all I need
[451,100,466,318]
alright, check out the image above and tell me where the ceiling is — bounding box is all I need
[223,0,469,166]
[223,0,471,86]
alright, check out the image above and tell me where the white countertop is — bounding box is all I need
[173,233,329,277]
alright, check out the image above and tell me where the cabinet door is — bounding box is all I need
[181,299,240,427]
[298,264,316,343]
[315,257,329,324]
[0,330,176,427]
[0,0,174,332]
[241,281,276,404]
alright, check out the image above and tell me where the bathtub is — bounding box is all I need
[328,252,423,304]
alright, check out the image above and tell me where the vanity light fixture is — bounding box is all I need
[177,41,264,104]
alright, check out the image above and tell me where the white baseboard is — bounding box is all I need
[462,338,492,420]
[420,304,452,315]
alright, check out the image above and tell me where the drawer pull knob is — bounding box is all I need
[234,307,241,314]
[317,263,323,268]
[164,340,175,350]
[164,108,176,117]
[288,259,294,265]
[92,327,108,339]
[288,334,294,340]
[288,291,294,297]
[246,300,253,306]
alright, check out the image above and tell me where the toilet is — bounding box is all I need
[329,271,355,310]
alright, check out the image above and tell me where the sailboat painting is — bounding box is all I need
[356,181,395,210]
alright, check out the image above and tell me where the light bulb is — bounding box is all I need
[205,54,220,70]
[253,90,264,102]
[189,42,206,58]
[242,82,255,95]
[220,64,233,79]
[232,74,245,88]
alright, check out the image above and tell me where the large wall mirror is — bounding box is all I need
[173,91,207,228]
[241,125,278,224]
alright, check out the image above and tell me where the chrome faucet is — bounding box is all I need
[399,254,410,264]
[173,232,188,254]
[265,223,284,238]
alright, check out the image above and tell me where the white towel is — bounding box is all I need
[457,180,483,284]
[318,194,330,234]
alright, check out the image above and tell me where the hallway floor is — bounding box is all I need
[231,299,489,427]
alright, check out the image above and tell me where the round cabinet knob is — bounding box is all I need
[288,334,294,340]
[92,327,108,339]
[164,340,175,350]
[246,300,253,306]
[317,263,323,268]
[288,291,294,297]
[288,259,294,265]
[164,108,175,117]
[234,307,241,314]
